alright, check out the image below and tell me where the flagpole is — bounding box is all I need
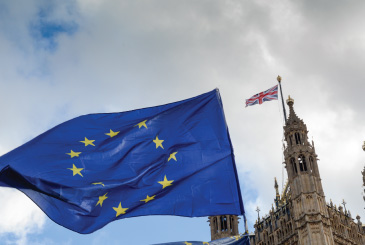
[243,214,248,234]
[277,75,287,122]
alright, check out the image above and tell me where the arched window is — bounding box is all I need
[221,216,227,231]
[294,132,301,145]
[289,135,293,146]
[298,155,307,172]
[290,158,297,174]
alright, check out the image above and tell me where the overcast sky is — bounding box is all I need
[0,0,364,244]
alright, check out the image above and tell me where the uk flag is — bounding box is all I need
[245,85,278,107]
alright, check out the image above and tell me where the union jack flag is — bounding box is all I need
[245,85,278,107]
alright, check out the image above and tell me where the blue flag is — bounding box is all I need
[0,89,244,234]
[153,234,250,245]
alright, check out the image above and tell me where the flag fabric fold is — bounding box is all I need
[153,234,250,245]
[0,89,244,234]
[245,85,278,107]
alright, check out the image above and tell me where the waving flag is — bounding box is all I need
[245,85,278,107]
[153,234,250,245]
[0,89,244,234]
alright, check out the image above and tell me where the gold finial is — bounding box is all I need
[277,75,282,82]
[286,95,294,105]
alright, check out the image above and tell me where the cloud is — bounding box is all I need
[0,0,364,242]
[0,189,45,245]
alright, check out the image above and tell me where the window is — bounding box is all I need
[290,158,297,174]
[294,132,301,145]
[298,155,307,172]
[221,216,227,231]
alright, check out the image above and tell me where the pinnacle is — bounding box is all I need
[285,96,304,126]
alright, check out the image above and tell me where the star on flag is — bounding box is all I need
[153,136,164,149]
[80,137,95,146]
[113,202,129,217]
[158,175,174,189]
[96,193,108,207]
[105,129,120,138]
[168,152,178,162]
[135,120,148,129]
[68,164,83,177]
[140,195,156,203]
[66,150,81,158]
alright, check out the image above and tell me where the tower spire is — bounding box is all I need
[283,96,334,244]
[286,96,303,125]
[274,177,281,208]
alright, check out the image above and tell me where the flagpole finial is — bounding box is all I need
[277,75,282,82]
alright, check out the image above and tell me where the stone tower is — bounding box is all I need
[208,215,240,240]
[250,96,365,244]
[283,96,334,244]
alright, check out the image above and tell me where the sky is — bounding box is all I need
[0,0,364,244]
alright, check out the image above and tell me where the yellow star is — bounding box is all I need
[68,164,83,177]
[135,120,147,129]
[96,193,108,207]
[113,202,128,217]
[80,137,95,146]
[153,136,164,149]
[158,175,174,189]
[184,242,192,245]
[203,242,209,245]
[233,235,240,240]
[105,129,120,138]
[92,182,105,187]
[66,150,81,158]
[140,195,155,203]
[168,152,178,162]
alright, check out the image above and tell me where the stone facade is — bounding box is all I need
[248,97,365,245]
[208,215,240,240]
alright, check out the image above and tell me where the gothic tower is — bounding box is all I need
[283,96,334,244]
[208,215,240,240]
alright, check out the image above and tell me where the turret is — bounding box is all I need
[284,96,322,196]
[283,96,334,244]
[208,215,239,240]
[274,177,281,208]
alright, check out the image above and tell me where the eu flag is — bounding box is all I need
[154,234,250,244]
[0,89,244,234]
